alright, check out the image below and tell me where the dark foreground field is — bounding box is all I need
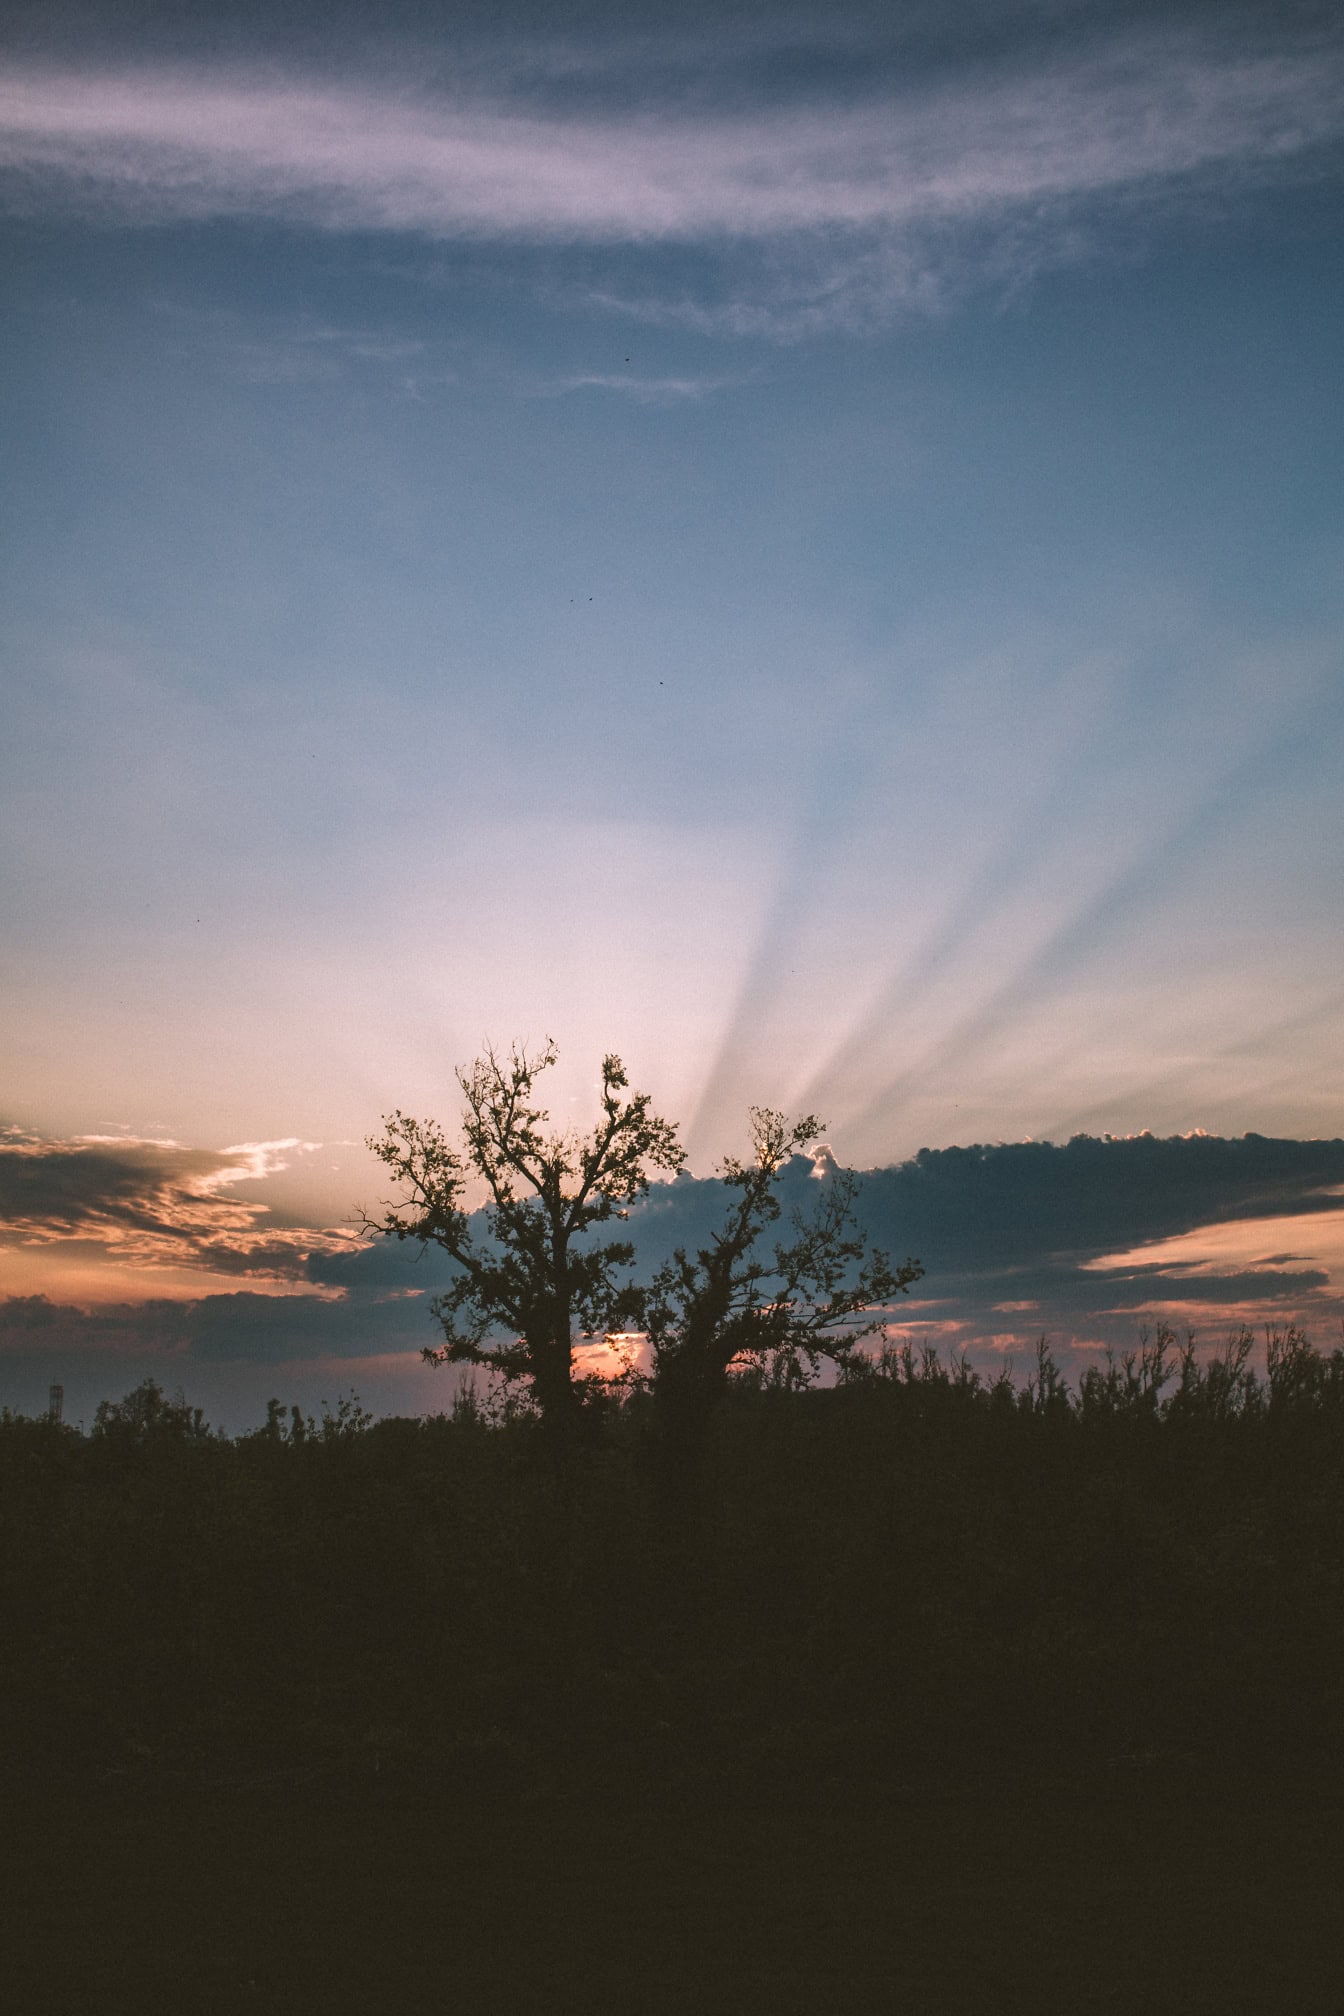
[6,1335,1344,2010]
[8,1778,1344,2013]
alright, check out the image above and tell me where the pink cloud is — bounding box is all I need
[1,30,1338,253]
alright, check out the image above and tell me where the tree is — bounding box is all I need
[93,1378,213,1444]
[365,1040,683,1429]
[638,1108,922,1490]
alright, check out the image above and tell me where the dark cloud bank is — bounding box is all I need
[308,1128,1344,1326]
[853,1132,1343,1324]
[3,1133,1343,1414]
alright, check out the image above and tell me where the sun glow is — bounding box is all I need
[573,1331,650,1381]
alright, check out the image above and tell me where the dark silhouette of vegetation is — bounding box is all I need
[366,1047,911,1463]
[4,1322,1344,1812]
[365,1041,682,1430]
[638,1106,921,1502]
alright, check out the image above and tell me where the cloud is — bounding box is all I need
[0,1291,190,1352]
[0,1128,350,1278]
[0,1286,431,1363]
[614,1131,1344,1350]
[2,22,1340,331]
[549,370,744,401]
[5,1132,1343,1387]
[186,1288,431,1362]
[338,1127,1344,1324]
[854,1131,1344,1273]
[144,297,457,394]
[848,1132,1344,1349]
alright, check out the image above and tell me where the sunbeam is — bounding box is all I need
[845,685,1339,1152]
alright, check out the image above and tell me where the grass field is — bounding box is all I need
[8,1779,1344,2013]
[7,1352,1344,2012]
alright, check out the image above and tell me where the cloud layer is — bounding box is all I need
[3,23,1341,329]
[0,1286,429,1364]
[6,1129,1340,1404]
[307,1127,1344,1350]
[0,1128,347,1277]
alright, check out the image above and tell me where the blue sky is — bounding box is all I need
[2,1,1342,1420]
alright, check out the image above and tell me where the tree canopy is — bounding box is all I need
[366,1041,683,1425]
[368,1048,921,1457]
[639,1107,922,1476]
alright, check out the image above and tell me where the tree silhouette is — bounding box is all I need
[365,1041,682,1429]
[638,1108,922,1491]
[93,1377,213,1444]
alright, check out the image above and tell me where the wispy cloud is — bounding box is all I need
[2,25,1340,330]
[548,369,746,401]
[149,300,451,390]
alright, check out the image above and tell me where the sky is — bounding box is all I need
[2,0,1342,1425]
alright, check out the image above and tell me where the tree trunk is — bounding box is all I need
[531,1343,581,1428]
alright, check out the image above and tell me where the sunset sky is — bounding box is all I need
[3,0,1342,1424]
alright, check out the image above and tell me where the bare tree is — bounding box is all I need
[639,1109,921,1486]
[365,1041,683,1428]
